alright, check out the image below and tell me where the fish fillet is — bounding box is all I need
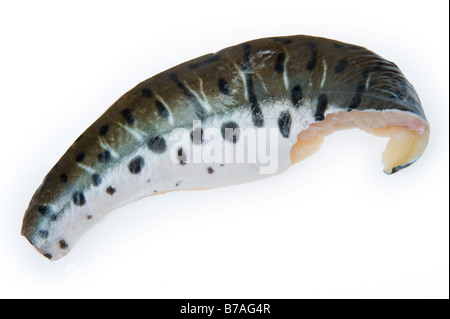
[21,35,430,260]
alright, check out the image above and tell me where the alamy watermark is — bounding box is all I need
[168,120,280,174]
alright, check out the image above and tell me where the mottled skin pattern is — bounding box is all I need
[21,35,428,260]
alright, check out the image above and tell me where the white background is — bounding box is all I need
[0,0,448,299]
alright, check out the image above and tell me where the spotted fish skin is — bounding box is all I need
[21,35,429,260]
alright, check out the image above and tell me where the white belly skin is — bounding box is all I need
[38,101,314,260]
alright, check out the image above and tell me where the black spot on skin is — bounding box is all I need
[348,84,366,110]
[38,205,52,217]
[315,94,328,121]
[44,253,53,260]
[306,41,318,71]
[177,147,186,165]
[106,186,116,196]
[75,153,85,163]
[168,73,206,119]
[92,174,101,186]
[362,59,395,78]
[155,100,169,118]
[190,128,204,144]
[248,87,264,127]
[221,121,240,144]
[218,78,230,95]
[98,150,111,163]
[169,73,194,98]
[99,124,109,136]
[334,59,348,74]
[278,111,292,138]
[189,54,221,69]
[38,230,49,239]
[128,156,144,174]
[207,167,214,174]
[348,94,362,110]
[355,84,366,94]
[242,44,251,70]
[147,136,167,153]
[60,173,68,183]
[274,52,286,73]
[291,85,303,108]
[241,44,264,127]
[59,240,68,249]
[87,215,93,220]
[72,191,86,206]
[141,88,153,98]
[121,109,134,125]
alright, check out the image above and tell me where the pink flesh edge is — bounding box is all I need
[290,109,430,174]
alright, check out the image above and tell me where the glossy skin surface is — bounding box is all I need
[21,35,429,260]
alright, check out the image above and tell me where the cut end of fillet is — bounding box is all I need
[290,110,430,174]
[366,126,429,174]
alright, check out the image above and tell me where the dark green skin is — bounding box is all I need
[21,35,428,259]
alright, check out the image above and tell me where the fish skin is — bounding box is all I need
[21,35,429,260]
